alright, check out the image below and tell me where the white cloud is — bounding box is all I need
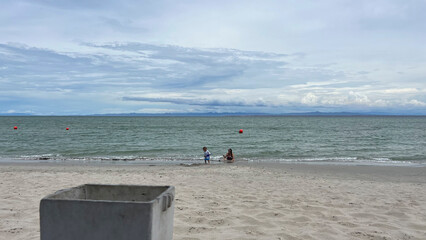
[348,91,370,105]
[301,93,319,105]
[407,99,426,107]
[1,0,426,114]
[383,88,418,94]
[1,40,424,114]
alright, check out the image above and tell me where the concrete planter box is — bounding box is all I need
[40,184,174,240]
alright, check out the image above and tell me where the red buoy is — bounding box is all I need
[14,126,18,130]
[239,129,243,133]
[66,127,69,131]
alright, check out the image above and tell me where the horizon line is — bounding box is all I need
[1,112,425,117]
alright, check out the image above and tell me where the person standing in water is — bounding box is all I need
[203,146,211,164]
[223,148,234,163]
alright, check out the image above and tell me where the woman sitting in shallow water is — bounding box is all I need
[223,148,234,163]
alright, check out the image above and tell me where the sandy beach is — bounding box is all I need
[0,162,425,240]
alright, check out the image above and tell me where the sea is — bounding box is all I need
[1,116,425,166]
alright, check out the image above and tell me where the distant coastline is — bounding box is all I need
[1,111,426,117]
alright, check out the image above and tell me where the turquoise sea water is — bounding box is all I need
[0,116,425,165]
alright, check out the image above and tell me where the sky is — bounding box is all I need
[1,0,425,115]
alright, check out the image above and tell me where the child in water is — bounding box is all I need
[223,148,234,163]
[203,146,211,164]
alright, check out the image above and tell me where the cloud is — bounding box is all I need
[1,0,426,115]
[407,99,426,107]
[301,93,319,105]
[0,41,425,115]
[123,96,267,107]
[0,42,293,113]
[0,42,293,92]
[383,88,419,94]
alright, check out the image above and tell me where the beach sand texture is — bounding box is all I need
[0,163,425,240]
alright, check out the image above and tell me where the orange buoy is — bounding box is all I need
[239,129,243,133]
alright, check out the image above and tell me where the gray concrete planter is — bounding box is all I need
[40,184,174,240]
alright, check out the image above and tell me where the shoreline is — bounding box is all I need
[1,156,425,168]
[1,162,425,239]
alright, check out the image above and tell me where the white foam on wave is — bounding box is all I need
[5,154,422,167]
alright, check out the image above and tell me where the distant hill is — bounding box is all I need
[0,113,35,116]
[1,111,425,116]
[90,111,363,116]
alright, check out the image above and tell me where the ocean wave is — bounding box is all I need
[0,154,422,166]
